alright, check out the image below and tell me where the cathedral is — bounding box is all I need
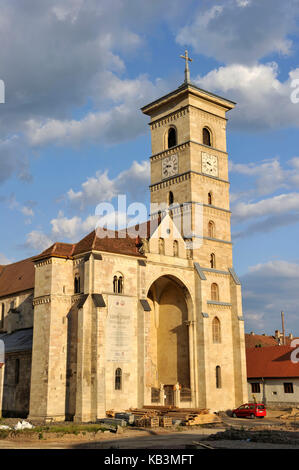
[0,56,248,422]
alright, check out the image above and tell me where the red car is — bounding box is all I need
[232,403,266,419]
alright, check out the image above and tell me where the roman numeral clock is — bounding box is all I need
[201,152,218,177]
[162,154,179,179]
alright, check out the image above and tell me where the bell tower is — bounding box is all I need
[141,51,236,271]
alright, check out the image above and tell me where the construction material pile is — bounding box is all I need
[122,406,220,427]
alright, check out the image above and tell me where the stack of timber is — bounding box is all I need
[125,406,218,427]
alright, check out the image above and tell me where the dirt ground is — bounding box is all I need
[2,407,299,449]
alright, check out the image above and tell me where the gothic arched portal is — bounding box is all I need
[147,275,191,390]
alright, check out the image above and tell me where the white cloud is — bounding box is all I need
[241,260,299,335]
[67,160,150,210]
[233,192,299,221]
[176,0,297,64]
[25,231,54,252]
[195,63,299,131]
[25,74,167,148]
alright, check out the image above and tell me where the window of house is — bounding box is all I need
[168,127,177,149]
[115,368,122,390]
[216,366,221,388]
[211,283,219,301]
[284,382,294,393]
[203,127,211,146]
[212,317,221,343]
[208,192,213,205]
[251,383,261,393]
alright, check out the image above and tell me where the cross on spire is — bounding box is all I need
[180,50,192,84]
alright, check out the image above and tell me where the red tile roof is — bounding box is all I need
[72,229,145,258]
[245,333,277,348]
[0,257,35,298]
[246,346,299,378]
[0,228,146,298]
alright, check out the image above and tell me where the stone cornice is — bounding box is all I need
[150,170,229,190]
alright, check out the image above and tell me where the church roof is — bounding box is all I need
[0,228,145,298]
[0,257,35,298]
[246,346,299,378]
[72,229,145,257]
[141,82,236,116]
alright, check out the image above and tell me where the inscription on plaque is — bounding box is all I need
[106,295,134,362]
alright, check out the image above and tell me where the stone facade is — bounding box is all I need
[0,81,248,422]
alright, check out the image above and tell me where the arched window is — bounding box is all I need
[115,368,122,390]
[212,317,221,344]
[211,283,219,301]
[118,276,123,294]
[113,274,124,294]
[168,191,174,206]
[74,274,80,294]
[168,127,177,149]
[208,221,215,238]
[159,238,165,255]
[210,253,216,269]
[203,127,211,146]
[208,192,213,205]
[173,240,179,257]
[216,366,222,388]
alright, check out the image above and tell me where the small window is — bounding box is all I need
[210,253,216,269]
[216,366,221,389]
[113,274,124,294]
[208,221,215,238]
[115,368,122,390]
[159,238,165,255]
[211,283,219,301]
[168,127,177,149]
[251,383,260,394]
[208,192,213,205]
[74,274,80,294]
[203,127,211,146]
[168,191,174,206]
[15,358,20,385]
[284,382,294,393]
[212,317,221,344]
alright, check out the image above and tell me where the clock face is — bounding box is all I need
[162,154,178,179]
[202,152,218,177]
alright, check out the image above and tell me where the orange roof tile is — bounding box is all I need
[0,257,35,298]
[246,346,299,378]
[245,333,278,348]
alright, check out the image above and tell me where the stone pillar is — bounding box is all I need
[74,299,94,422]
[0,364,5,417]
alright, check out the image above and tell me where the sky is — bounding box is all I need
[0,0,299,335]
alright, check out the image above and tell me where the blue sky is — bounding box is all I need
[0,0,299,335]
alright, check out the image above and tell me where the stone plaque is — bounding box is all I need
[106,295,134,362]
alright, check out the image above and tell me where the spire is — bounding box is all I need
[180,50,193,84]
